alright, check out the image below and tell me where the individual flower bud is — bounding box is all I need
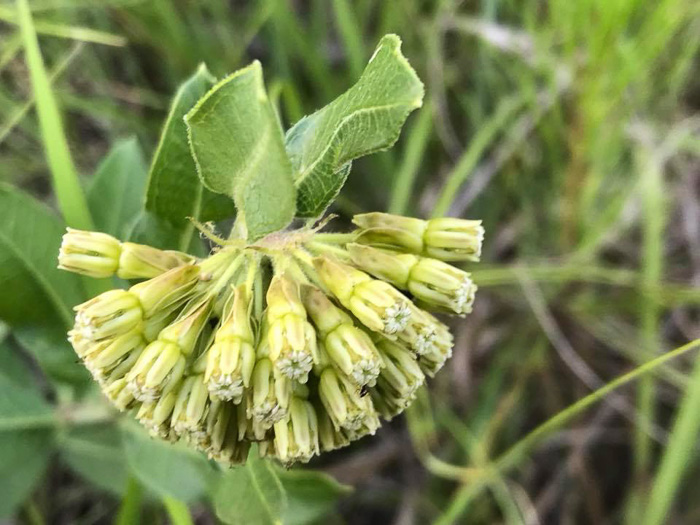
[137,388,179,440]
[372,339,424,419]
[74,290,142,341]
[352,212,427,253]
[117,242,194,280]
[273,397,320,465]
[257,439,277,459]
[126,340,186,402]
[349,243,476,315]
[316,402,350,453]
[102,377,137,411]
[171,374,219,446]
[247,357,292,428]
[409,258,476,314]
[129,264,200,317]
[67,330,92,359]
[58,228,121,278]
[81,330,145,383]
[417,321,454,377]
[303,286,383,385]
[142,308,179,343]
[424,218,484,262]
[396,303,441,356]
[203,402,230,456]
[319,368,379,434]
[204,286,256,401]
[205,404,250,465]
[312,256,369,303]
[158,300,211,356]
[266,275,316,383]
[314,257,411,336]
[326,326,382,387]
[346,243,418,288]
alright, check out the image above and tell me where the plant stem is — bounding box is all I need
[312,232,357,244]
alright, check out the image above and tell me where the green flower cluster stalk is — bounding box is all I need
[58,212,483,466]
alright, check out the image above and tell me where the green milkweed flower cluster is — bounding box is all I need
[58,213,484,465]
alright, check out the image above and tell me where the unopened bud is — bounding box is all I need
[129,264,200,317]
[347,243,417,287]
[372,338,424,419]
[314,257,411,335]
[316,402,350,452]
[206,404,250,465]
[352,212,426,253]
[80,330,145,384]
[303,286,382,385]
[74,290,142,341]
[396,304,440,356]
[417,320,454,377]
[118,242,194,279]
[353,213,484,262]
[58,228,121,278]
[273,397,319,464]
[319,368,379,434]
[126,340,186,402]
[409,258,476,314]
[247,357,292,428]
[171,374,219,446]
[137,388,179,440]
[158,300,211,355]
[102,377,137,411]
[266,275,315,382]
[424,218,484,262]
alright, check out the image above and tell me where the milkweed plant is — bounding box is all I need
[57,35,484,466]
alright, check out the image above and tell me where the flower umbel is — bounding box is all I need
[59,211,483,465]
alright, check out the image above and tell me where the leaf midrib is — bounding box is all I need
[293,100,420,186]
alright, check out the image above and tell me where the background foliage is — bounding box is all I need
[0,0,699,523]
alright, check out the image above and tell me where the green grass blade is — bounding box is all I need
[162,496,194,525]
[0,6,127,46]
[643,352,700,525]
[431,93,526,217]
[635,143,665,479]
[331,0,366,79]
[388,102,433,215]
[0,43,82,145]
[437,338,700,524]
[115,477,143,525]
[16,0,93,230]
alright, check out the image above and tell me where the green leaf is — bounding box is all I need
[13,327,88,385]
[145,63,236,248]
[186,61,297,241]
[88,137,148,239]
[277,469,352,525]
[0,184,86,382]
[0,368,54,519]
[214,453,287,525]
[122,423,213,503]
[286,34,424,217]
[61,423,129,495]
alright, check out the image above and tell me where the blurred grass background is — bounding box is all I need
[1,0,699,523]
